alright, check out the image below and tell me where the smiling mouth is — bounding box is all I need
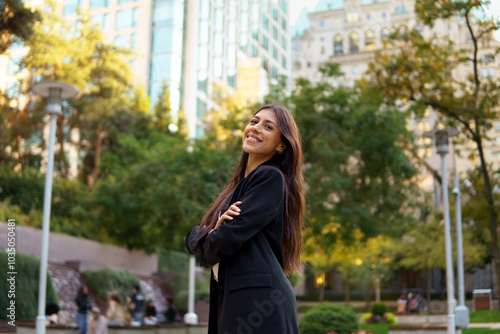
[246,135,261,142]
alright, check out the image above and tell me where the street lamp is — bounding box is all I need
[424,127,458,334]
[32,81,78,334]
[452,173,469,328]
[184,255,198,324]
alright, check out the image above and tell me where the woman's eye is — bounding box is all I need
[250,119,258,124]
[265,125,273,130]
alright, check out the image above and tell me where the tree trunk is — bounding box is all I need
[426,268,431,308]
[56,115,67,177]
[475,135,500,301]
[344,279,351,305]
[88,122,103,187]
[319,284,325,303]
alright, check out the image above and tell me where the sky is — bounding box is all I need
[289,0,500,39]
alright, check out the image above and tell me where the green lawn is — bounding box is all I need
[359,324,500,334]
[470,310,500,323]
[357,311,500,334]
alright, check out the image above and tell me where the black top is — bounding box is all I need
[185,164,299,334]
[75,296,92,314]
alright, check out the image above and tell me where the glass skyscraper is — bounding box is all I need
[63,0,291,137]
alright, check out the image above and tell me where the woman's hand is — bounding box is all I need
[214,201,242,229]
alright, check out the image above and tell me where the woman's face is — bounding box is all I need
[242,108,284,159]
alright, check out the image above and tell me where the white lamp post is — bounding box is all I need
[184,255,198,324]
[424,128,458,334]
[32,81,78,334]
[453,173,469,328]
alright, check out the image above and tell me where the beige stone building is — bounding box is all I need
[292,0,500,187]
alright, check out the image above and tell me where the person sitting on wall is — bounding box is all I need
[89,307,108,334]
[143,301,158,325]
[106,291,125,326]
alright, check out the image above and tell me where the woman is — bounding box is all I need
[186,104,304,334]
[106,291,125,326]
[75,286,92,334]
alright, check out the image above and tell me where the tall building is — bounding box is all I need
[62,0,292,137]
[292,0,500,178]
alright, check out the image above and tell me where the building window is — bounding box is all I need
[116,7,138,30]
[252,23,259,40]
[199,20,209,44]
[251,45,258,57]
[281,0,287,13]
[273,45,278,59]
[496,137,500,146]
[352,65,358,74]
[227,45,236,67]
[227,68,236,88]
[150,54,171,82]
[118,0,137,4]
[90,0,108,9]
[271,65,277,79]
[213,34,223,55]
[200,0,210,17]
[349,32,359,53]
[63,0,80,16]
[240,34,248,49]
[198,72,208,93]
[281,35,287,49]
[213,57,222,78]
[481,54,495,63]
[92,14,109,32]
[263,35,268,50]
[263,15,269,31]
[365,30,375,51]
[152,26,173,53]
[282,55,287,69]
[241,12,249,32]
[272,6,278,20]
[494,122,500,131]
[334,34,343,55]
[196,98,207,119]
[115,33,137,50]
[251,2,259,21]
[282,18,287,30]
[153,1,175,26]
[214,8,224,31]
[272,25,278,40]
[347,12,359,22]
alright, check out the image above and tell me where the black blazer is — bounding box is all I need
[186,164,299,334]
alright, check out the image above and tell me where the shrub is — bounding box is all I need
[298,303,359,334]
[82,268,140,303]
[384,312,397,325]
[158,250,189,272]
[371,302,388,316]
[168,271,211,313]
[0,167,44,214]
[0,252,58,320]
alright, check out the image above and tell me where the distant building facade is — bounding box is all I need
[293,0,500,180]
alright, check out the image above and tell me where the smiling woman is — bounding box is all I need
[185,104,305,334]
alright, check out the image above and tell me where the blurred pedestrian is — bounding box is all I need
[129,285,145,324]
[106,291,125,326]
[75,286,92,334]
[89,307,108,334]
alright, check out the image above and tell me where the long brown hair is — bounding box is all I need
[200,104,304,275]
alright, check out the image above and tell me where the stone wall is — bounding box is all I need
[0,222,158,276]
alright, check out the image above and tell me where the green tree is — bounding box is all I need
[365,0,500,297]
[0,0,41,53]
[88,133,236,252]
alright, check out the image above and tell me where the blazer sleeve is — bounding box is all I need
[185,225,210,255]
[200,166,284,267]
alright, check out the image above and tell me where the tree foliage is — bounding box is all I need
[364,0,500,297]
[0,0,41,54]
